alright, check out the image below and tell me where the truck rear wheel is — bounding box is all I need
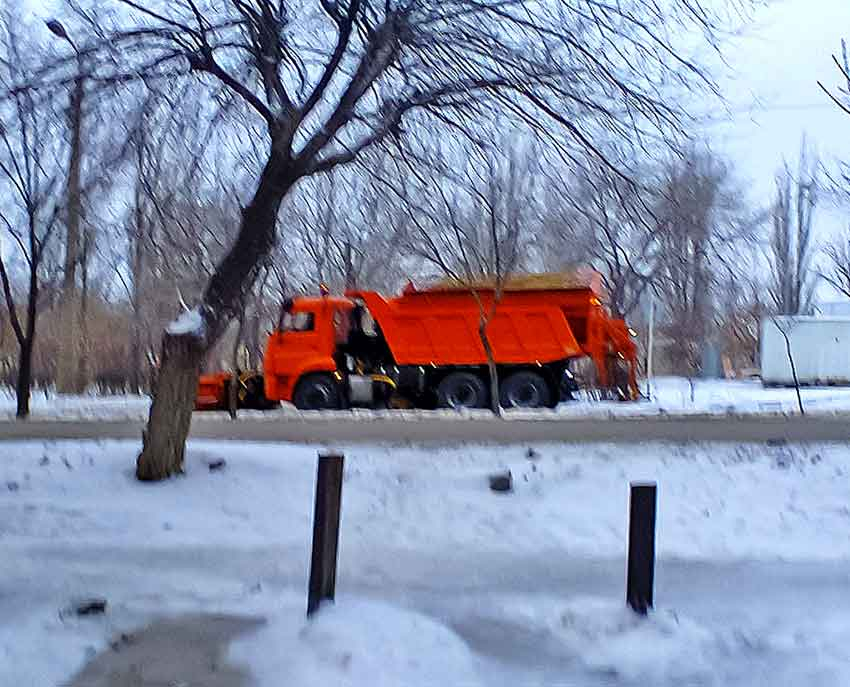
[437,372,488,409]
[499,371,552,409]
[293,373,341,411]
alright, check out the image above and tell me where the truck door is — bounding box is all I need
[265,309,322,398]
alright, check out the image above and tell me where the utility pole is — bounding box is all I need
[48,20,87,394]
[646,291,655,401]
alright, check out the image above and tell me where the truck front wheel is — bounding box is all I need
[499,371,552,409]
[293,373,341,411]
[436,372,488,409]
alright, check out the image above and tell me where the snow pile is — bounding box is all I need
[559,598,716,682]
[166,307,205,337]
[230,597,481,687]
[470,596,716,683]
[0,606,113,687]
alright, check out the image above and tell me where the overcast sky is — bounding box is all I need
[708,0,850,227]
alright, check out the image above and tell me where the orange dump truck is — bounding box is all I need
[196,272,638,411]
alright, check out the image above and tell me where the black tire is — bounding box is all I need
[499,371,552,409]
[436,371,488,409]
[293,373,341,410]
[240,375,278,410]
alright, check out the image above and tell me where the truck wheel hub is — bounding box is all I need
[508,384,540,407]
[449,384,477,408]
[306,385,333,408]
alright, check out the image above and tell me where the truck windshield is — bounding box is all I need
[281,312,315,332]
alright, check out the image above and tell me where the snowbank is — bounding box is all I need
[230,597,481,687]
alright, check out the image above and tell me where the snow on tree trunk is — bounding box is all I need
[135,151,293,481]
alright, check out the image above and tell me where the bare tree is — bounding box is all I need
[654,148,752,375]
[819,38,850,120]
[0,14,65,416]
[542,159,660,319]
[21,0,755,478]
[770,316,805,415]
[820,233,850,298]
[404,140,532,414]
[715,267,765,374]
[768,140,818,316]
[292,161,410,292]
[46,20,88,395]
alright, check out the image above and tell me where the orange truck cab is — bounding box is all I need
[244,272,639,411]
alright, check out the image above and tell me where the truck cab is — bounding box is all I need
[263,296,354,407]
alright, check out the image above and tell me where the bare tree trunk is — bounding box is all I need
[77,228,90,393]
[478,318,500,416]
[16,277,38,419]
[136,332,204,480]
[129,179,147,394]
[778,324,805,415]
[228,311,246,420]
[57,74,85,394]
[135,150,294,480]
[129,323,142,393]
[15,338,33,418]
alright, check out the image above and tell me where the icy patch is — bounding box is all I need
[166,307,205,338]
[229,596,482,687]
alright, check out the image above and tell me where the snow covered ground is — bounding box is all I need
[3,438,850,685]
[0,390,150,421]
[2,376,850,421]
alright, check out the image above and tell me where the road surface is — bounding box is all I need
[0,413,849,443]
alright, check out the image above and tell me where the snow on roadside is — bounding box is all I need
[229,595,482,687]
[4,438,850,686]
[3,439,850,561]
[0,390,150,421]
[3,375,850,421]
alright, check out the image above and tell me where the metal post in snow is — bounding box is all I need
[307,452,344,616]
[626,481,657,615]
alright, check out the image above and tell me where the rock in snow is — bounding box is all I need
[489,470,513,492]
[66,598,107,617]
[207,458,227,472]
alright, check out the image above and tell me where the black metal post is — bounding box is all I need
[307,452,344,616]
[626,481,657,615]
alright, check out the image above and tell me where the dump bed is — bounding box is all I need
[350,273,628,367]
